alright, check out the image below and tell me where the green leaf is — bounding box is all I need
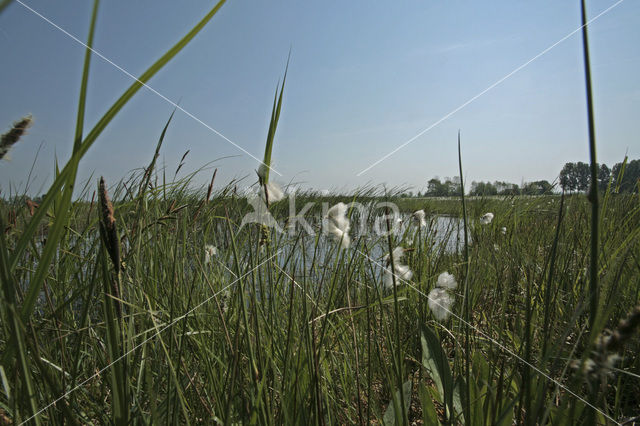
[383,379,411,426]
[418,382,440,425]
[495,397,517,426]
[467,378,484,426]
[420,325,453,404]
[470,352,489,426]
[452,376,464,422]
[472,351,489,385]
[260,53,289,185]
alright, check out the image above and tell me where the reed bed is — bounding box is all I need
[2,160,639,424]
[1,0,639,424]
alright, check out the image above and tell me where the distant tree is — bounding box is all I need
[523,183,536,196]
[575,162,590,192]
[426,178,447,197]
[494,181,508,194]
[598,163,611,192]
[560,162,577,192]
[470,181,497,196]
[560,161,594,192]
[627,159,640,193]
[612,161,624,192]
[485,182,498,195]
[612,158,640,193]
[425,177,461,196]
[499,183,520,196]
[444,177,461,196]
[522,180,552,196]
[535,180,553,194]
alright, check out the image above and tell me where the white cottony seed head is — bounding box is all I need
[204,245,217,265]
[383,264,413,290]
[327,202,351,248]
[412,209,427,227]
[428,288,452,321]
[260,181,284,203]
[383,246,413,289]
[480,212,494,225]
[436,271,457,290]
[384,246,406,264]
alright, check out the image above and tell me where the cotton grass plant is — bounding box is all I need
[326,202,351,249]
[1,134,639,424]
[382,247,413,290]
[1,1,639,424]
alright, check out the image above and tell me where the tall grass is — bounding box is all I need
[1,1,640,424]
[2,153,639,424]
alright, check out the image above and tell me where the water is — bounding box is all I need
[271,213,468,285]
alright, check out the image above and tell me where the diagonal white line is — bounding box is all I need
[355,248,621,425]
[20,250,283,425]
[356,0,625,176]
[14,0,282,177]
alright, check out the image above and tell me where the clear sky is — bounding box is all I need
[1,0,638,196]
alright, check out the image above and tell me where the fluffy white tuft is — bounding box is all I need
[383,246,405,264]
[436,271,457,290]
[479,212,494,225]
[204,245,217,265]
[260,181,284,203]
[383,246,413,289]
[327,202,351,248]
[428,288,453,321]
[383,264,413,290]
[412,209,427,227]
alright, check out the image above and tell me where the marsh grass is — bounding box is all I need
[1,1,640,424]
[2,154,638,424]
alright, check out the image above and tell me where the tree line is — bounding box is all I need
[417,177,553,197]
[469,180,553,196]
[415,158,639,197]
[559,159,639,193]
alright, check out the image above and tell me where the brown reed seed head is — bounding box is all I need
[259,224,270,246]
[576,305,640,380]
[99,177,116,228]
[0,115,33,159]
[98,177,120,271]
[26,199,39,216]
[602,305,640,353]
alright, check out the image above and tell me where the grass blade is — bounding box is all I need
[8,0,228,327]
[581,0,599,331]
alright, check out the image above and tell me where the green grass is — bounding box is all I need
[1,166,639,424]
[2,1,640,424]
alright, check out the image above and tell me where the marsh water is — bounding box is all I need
[269,213,468,281]
[28,213,467,313]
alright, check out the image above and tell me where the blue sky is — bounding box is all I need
[1,0,638,195]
